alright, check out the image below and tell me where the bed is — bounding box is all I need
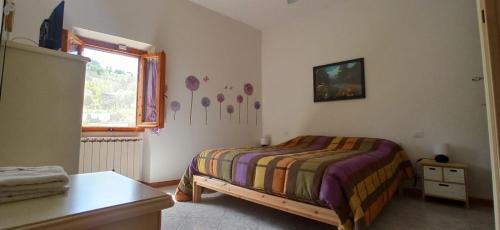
[175,136,413,230]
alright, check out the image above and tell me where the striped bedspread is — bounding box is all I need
[176,136,413,229]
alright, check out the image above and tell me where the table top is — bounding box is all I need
[0,171,174,229]
[419,159,468,168]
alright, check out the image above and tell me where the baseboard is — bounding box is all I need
[469,197,494,207]
[403,187,493,207]
[141,179,181,188]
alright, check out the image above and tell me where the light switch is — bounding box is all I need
[413,131,424,138]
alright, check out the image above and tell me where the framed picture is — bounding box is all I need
[313,58,365,102]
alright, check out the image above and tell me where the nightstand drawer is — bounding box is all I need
[443,168,465,184]
[424,181,466,200]
[423,166,442,181]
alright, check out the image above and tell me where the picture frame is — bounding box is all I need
[313,58,365,102]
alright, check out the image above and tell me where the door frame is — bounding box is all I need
[477,0,500,229]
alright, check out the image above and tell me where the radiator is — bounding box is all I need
[79,137,143,180]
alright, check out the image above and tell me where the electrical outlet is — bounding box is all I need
[413,131,424,138]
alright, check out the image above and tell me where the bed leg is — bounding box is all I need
[397,185,403,196]
[192,180,202,203]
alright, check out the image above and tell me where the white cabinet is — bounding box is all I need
[421,159,469,207]
[0,41,89,174]
[423,166,442,181]
[424,181,466,200]
[443,168,465,184]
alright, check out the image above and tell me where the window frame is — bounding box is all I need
[63,31,165,132]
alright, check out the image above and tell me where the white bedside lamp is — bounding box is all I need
[434,143,450,163]
[260,136,271,146]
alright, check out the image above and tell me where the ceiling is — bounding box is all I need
[188,0,336,31]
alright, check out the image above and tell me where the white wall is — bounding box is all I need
[12,0,491,199]
[262,0,491,199]
[12,0,262,182]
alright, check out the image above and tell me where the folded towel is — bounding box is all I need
[0,166,70,204]
[0,186,68,197]
[0,181,67,193]
[0,187,68,204]
[0,166,69,187]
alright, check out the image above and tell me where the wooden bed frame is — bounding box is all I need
[192,175,345,230]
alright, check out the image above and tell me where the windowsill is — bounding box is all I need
[82,127,145,132]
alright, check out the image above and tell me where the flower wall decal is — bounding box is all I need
[170,101,181,120]
[185,75,200,125]
[254,101,261,126]
[244,83,254,124]
[217,93,225,121]
[186,75,200,91]
[227,105,234,120]
[244,83,254,95]
[172,79,260,127]
[152,128,161,135]
[201,97,211,125]
[254,101,261,109]
[236,94,243,124]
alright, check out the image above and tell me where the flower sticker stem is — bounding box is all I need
[185,76,200,125]
[217,93,225,121]
[236,95,244,124]
[254,101,261,126]
[244,83,254,124]
[170,101,181,120]
[201,97,211,125]
[227,105,234,120]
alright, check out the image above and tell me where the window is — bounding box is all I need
[63,30,165,132]
[82,48,139,128]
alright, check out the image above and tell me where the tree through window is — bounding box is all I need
[82,48,139,128]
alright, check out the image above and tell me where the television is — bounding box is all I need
[39,1,64,50]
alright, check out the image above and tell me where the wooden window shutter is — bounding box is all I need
[137,51,166,128]
[61,29,84,55]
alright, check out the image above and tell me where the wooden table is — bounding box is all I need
[0,172,174,230]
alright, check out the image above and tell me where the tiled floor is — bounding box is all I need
[160,186,494,230]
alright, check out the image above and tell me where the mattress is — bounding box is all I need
[176,136,413,229]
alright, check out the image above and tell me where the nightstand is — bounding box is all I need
[420,159,469,208]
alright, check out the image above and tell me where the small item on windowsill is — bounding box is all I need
[0,166,70,203]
